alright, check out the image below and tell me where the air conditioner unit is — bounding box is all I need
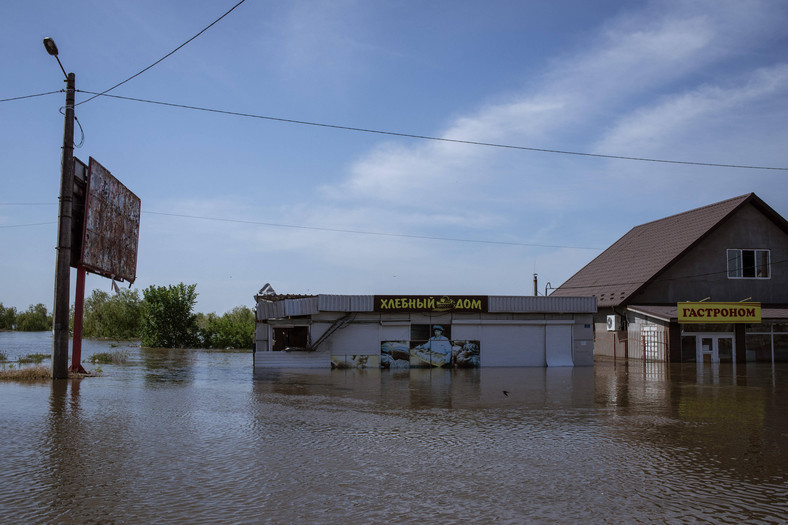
[606,314,620,332]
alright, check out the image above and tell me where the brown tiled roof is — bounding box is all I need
[552,194,761,307]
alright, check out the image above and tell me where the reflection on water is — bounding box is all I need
[1,332,786,524]
[140,346,195,383]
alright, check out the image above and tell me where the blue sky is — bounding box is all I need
[2,0,788,315]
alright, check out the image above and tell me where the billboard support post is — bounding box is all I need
[52,72,75,380]
[70,265,87,374]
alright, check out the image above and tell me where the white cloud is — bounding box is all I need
[299,0,788,295]
[596,64,788,154]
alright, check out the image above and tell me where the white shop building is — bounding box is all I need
[253,292,596,369]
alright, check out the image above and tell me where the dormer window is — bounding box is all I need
[727,249,770,279]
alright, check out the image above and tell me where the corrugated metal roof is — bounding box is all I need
[283,297,319,316]
[257,294,595,320]
[256,300,286,320]
[318,295,374,312]
[489,296,597,313]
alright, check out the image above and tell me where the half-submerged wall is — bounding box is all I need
[254,294,596,369]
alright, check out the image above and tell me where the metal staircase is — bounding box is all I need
[308,313,356,351]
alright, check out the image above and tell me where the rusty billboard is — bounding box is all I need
[81,157,140,283]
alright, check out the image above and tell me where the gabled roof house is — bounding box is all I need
[552,193,788,363]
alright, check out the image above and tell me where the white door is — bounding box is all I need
[695,335,735,364]
[545,324,573,367]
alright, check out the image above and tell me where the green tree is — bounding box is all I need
[0,303,17,330]
[140,283,199,348]
[15,303,52,332]
[81,289,142,339]
[198,306,255,349]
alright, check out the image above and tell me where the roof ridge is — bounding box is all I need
[633,193,752,229]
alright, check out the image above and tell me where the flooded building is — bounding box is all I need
[551,193,788,364]
[253,291,596,369]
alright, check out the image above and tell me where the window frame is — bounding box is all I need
[727,248,771,279]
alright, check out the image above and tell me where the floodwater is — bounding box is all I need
[1,332,787,524]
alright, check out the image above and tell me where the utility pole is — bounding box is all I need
[46,37,75,379]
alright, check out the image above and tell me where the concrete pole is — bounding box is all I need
[51,72,75,379]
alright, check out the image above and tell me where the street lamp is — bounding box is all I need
[43,37,75,379]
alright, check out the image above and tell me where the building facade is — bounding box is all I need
[552,193,788,364]
[253,293,596,369]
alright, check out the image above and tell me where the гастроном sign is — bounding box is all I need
[677,302,761,323]
[374,295,488,313]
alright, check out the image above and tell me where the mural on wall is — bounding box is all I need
[331,354,380,369]
[380,341,411,368]
[380,325,481,368]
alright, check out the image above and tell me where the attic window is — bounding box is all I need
[727,249,770,279]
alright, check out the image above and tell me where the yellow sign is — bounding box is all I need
[677,302,761,323]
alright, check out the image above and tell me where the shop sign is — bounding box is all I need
[677,302,761,323]
[374,295,488,313]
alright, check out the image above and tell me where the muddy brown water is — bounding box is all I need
[1,331,787,524]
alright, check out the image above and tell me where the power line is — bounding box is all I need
[553,258,788,291]
[3,86,786,171]
[0,90,62,103]
[77,0,247,107]
[0,221,56,229]
[143,210,604,250]
[77,90,788,171]
[5,203,787,288]
[0,203,603,250]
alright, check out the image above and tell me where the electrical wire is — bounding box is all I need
[553,257,788,291]
[0,90,62,103]
[77,90,788,171]
[57,105,85,147]
[143,210,603,250]
[4,203,787,290]
[4,86,787,170]
[0,203,603,250]
[0,221,56,229]
[76,0,247,107]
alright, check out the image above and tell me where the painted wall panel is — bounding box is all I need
[324,323,380,355]
[452,324,481,341]
[546,324,573,366]
[481,325,545,366]
[255,324,269,350]
[573,340,593,365]
[381,323,409,340]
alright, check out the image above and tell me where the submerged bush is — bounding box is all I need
[81,289,143,340]
[18,353,48,364]
[141,283,199,348]
[0,365,50,381]
[197,306,255,349]
[89,350,128,364]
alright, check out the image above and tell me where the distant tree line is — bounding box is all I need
[0,303,52,332]
[1,283,255,349]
